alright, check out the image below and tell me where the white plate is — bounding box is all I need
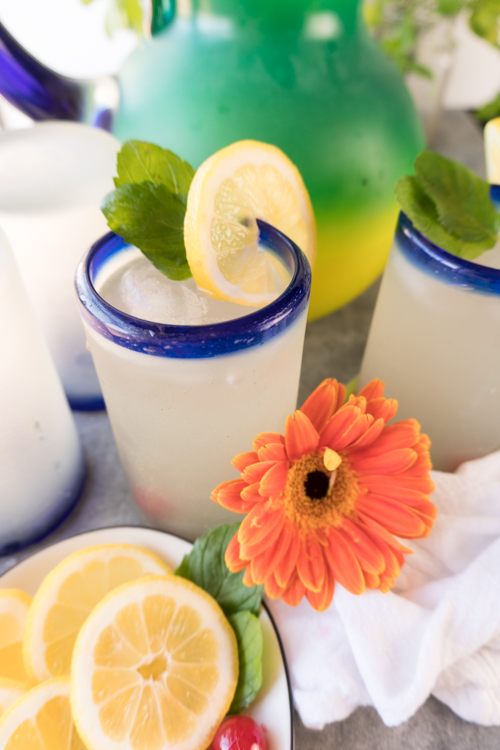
[0,525,294,750]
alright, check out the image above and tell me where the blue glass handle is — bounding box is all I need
[0,20,119,128]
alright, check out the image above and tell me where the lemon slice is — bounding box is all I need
[0,676,85,749]
[0,679,26,718]
[71,575,238,750]
[24,545,171,683]
[184,140,316,305]
[485,117,500,183]
[0,590,31,684]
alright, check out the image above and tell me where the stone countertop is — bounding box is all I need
[2,110,498,749]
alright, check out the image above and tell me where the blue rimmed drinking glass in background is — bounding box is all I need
[359,210,500,473]
[75,221,311,540]
[0,122,120,410]
[0,228,85,554]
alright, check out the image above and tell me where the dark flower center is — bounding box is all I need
[304,470,330,499]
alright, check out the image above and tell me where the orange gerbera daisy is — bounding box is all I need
[212,379,437,612]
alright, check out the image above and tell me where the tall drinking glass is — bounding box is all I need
[0,122,120,410]
[76,222,311,540]
[0,228,85,554]
[359,211,500,472]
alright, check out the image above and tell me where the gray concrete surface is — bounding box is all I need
[2,110,496,748]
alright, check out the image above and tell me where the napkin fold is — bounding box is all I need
[266,450,500,728]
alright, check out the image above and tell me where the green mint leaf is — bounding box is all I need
[415,151,500,244]
[396,153,500,260]
[175,524,263,617]
[114,141,195,198]
[101,182,192,280]
[228,611,263,714]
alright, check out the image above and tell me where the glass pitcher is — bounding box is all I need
[0,0,424,319]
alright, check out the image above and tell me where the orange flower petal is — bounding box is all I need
[357,379,386,402]
[265,573,286,599]
[300,379,342,433]
[363,531,403,580]
[358,477,431,506]
[281,570,306,607]
[211,479,248,512]
[296,534,326,592]
[259,461,289,497]
[334,382,347,413]
[285,411,320,461]
[240,482,263,507]
[324,527,366,595]
[365,397,398,424]
[334,413,374,451]
[356,512,414,555]
[356,494,427,538]
[274,529,301,588]
[258,443,288,463]
[225,533,247,573]
[243,566,257,587]
[253,432,285,451]
[238,504,285,548]
[338,520,385,575]
[349,420,420,460]
[306,566,335,612]
[320,404,361,448]
[363,570,380,589]
[347,417,385,450]
[360,473,435,497]
[232,451,259,472]
[242,460,277,485]
[350,448,417,475]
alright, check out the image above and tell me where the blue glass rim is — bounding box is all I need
[75,220,311,359]
[396,211,500,296]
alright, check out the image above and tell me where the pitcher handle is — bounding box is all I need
[0,21,118,129]
[151,0,176,36]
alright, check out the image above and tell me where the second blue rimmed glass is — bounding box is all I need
[76,221,311,539]
[359,211,500,472]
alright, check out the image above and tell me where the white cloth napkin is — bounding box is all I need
[266,450,500,728]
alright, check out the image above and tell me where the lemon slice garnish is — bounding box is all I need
[184,140,316,305]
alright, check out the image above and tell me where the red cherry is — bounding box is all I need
[211,716,267,750]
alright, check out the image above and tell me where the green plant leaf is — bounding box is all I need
[396,173,497,260]
[476,91,500,122]
[228,611,263,714]
[414,151,500,244]
[101,181,192,280]
[114,141,195,198]
[175,524,263,617]
[469,0,500,46]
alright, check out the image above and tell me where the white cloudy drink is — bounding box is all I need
[359,213,500,472]
[0,229,85,552]
[76,225,310,540]
[0,122,120,409]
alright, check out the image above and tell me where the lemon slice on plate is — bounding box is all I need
[184,140,316,306]
[71,575,238,750]
[0,676,85,749]
[0,679,26,718]
[24,545,171,683]
[0,590,31,684]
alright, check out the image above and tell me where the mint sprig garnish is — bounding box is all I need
[396,150,500,260]
[176,524,264,713]
[101,140,195,281]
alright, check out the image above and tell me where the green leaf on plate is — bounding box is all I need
[101,181,192,280]
[175,523,263,617]
[228,611,263,714]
